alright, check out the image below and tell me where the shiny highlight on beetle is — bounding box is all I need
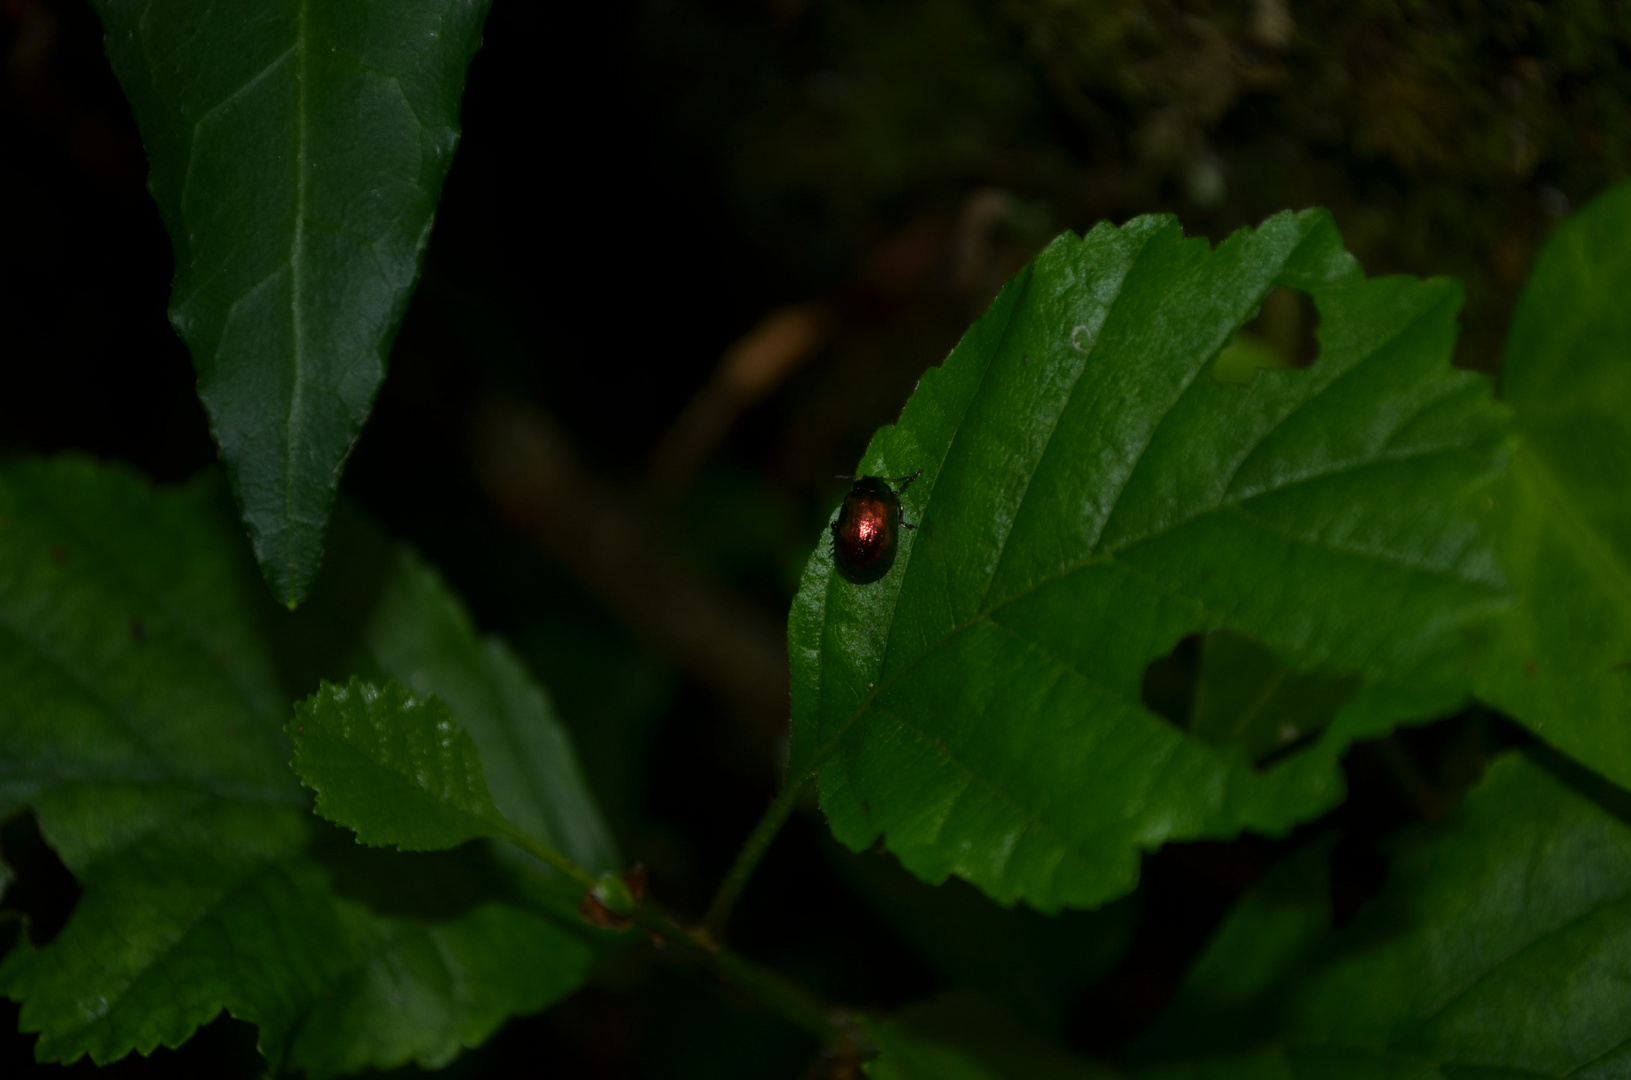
[830,472,919,585]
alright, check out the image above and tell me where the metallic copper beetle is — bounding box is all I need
[830,472,920,584]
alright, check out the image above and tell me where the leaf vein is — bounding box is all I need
[979,225,1157,609]
[1401,889,1631,1041]
[188,46,295,135]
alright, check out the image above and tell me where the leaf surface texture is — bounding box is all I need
[1473,180,1631,787]
[1135,754,1631,1078]
[0,459,598,1074]
[91,0,491,604]
[291,679,509,850]
[790,211,1510,910]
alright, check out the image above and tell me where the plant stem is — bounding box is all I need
[494,808,865,1054]
[497,822,599,892]
[630,902,862,1051]
[700,772,809,945]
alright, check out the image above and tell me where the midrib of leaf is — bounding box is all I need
[285,0,311,596]
[814,263,1037,739]
[807,225,1131,765]
[1514,442,1631,619]
[972,229,1150,613]
[1398,887,1631,1042]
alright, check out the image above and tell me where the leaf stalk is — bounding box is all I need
[496,801,864,1053]
[700,772,809,945]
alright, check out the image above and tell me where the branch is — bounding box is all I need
[500,822,866,1054]
[701,772,810,945]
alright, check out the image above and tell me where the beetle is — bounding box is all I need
[830,472,920,584]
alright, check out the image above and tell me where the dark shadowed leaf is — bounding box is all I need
[790,211,1510,912]
[0,458,595,1075]
[1133,753,1631,1078]
[864,992,1115,1080]
[90,0,491,605]
[1473,180,1631,788]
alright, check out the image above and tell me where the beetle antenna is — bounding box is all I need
[834,474,854,482]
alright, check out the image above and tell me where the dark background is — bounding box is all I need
[2,0,1626,1076]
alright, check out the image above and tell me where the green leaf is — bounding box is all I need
[1134,753,1631,1077]
[865,992,1116,1080]
[275,507,623,875]
[348,536,623,873]
[0,458,595,1074]
[290,678,508,851]
[90,0,492,606]
[1473,181,1631,788]
[790,210,1510,912]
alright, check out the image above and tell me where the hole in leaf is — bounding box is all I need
[1139,634,1202,730]
[1141,631,1361,768]
[1212,286,1321,384]
[0,812,80,945]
